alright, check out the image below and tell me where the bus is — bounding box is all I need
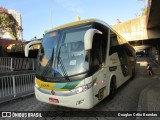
[25,19,136,109]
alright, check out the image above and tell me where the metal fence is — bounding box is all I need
[0,73,35,103]
[0,57,37,72]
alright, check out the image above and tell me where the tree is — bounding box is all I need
[138,0,147,16]
[0,6,22,40]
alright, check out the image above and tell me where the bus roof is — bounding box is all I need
[49,19,95,32]
[46,19,128,46]
[46,19,128,43]
[47,18,127,43]
[48,19,113,32]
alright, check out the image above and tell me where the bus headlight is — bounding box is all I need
[71,82,93,94]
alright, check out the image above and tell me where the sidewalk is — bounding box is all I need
[137,57,160,112]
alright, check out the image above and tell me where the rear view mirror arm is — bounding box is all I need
[25,40,42,57]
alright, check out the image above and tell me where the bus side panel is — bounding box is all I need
[91,67,109,105]
[107,52,125,87]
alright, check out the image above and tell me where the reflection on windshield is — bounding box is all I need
[40,56,48,67]
[39,31,58,68]
[38,26,90,80]
[56,28,89,76]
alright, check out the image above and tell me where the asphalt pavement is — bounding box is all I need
[137,57,160,120]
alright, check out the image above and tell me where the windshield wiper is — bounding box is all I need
[41,48,54,77]
[57,49,70,81]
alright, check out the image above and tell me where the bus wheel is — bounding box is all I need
[109,77,116,99]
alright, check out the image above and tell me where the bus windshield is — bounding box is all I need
[37,26,90,81]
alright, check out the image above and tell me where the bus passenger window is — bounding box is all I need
[93,23,108,63]
[91,34,102,70]
[110,32,119,46]
[109,31,119,55]
[123,44,134,57]
[91,23,108,72]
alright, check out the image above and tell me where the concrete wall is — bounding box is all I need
[112,15,160,41]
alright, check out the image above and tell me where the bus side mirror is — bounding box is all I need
[25,40,42,57]
[84,29,102,50]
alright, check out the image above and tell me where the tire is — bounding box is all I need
[109,77,117,99]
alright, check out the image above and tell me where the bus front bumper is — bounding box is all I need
[34,86,94,109]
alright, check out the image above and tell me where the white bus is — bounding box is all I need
[25,19,136,109]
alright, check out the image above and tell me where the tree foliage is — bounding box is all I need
[141,7,147,16]
[138,0,147,16]
[0,6,22,40]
